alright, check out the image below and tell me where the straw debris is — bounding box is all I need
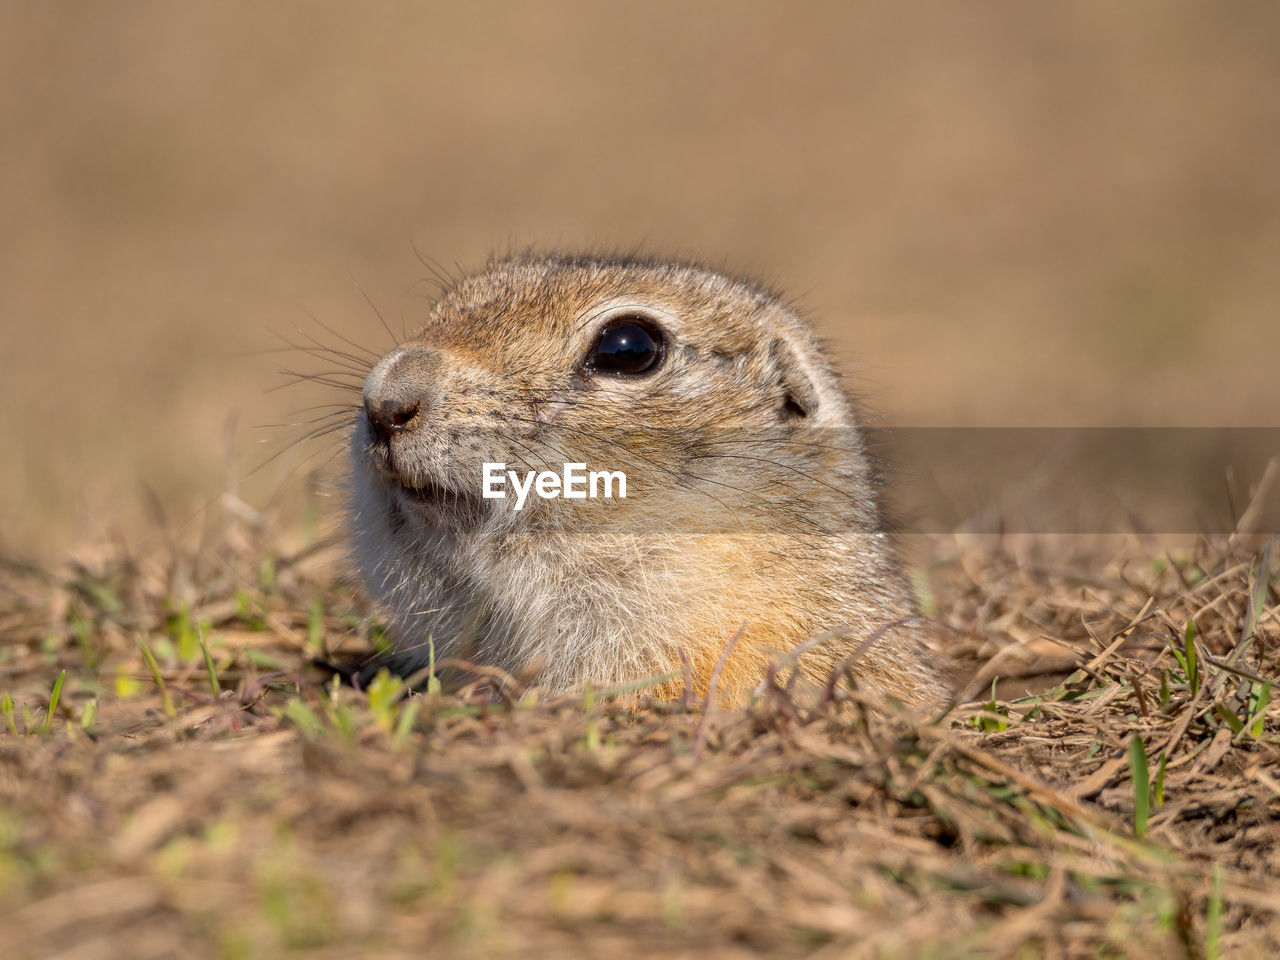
[0,524,1277,958]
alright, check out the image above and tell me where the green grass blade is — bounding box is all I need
[427,635,441,695]
[197,626,221,698]
[1206,863,1223,960]
[307,598,325,653]
[1184,620,1199,695]
[1214,703,1244,735]
[1128,735,1150,838]
[1249,680,1269,742]
[41,670,66,734]
[366,669,404,731]
[284,698,324,736]
[394,698,421,742]
[139,638,177,719]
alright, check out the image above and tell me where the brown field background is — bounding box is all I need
[2,2,1279,558]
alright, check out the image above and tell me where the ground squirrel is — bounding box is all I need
[349,252,943,704]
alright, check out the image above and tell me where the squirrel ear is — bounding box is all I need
[769,337,820,421]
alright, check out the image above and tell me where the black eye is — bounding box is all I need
[588,318,664,376]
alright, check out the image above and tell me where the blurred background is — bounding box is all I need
[2,1,1278,559]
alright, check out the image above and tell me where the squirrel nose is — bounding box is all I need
[362,346,435,442]
[365,396,420,441]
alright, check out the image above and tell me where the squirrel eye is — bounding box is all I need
[588,318,664,376]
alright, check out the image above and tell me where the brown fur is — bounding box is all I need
[349,252,944,704]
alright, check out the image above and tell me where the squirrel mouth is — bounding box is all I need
[363,440,468,510]
[359,430,484,520]
[391,476,488,523]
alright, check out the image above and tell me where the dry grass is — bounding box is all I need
[1,511,1278,959]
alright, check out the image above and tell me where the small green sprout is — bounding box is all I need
[366,669,405,732]
[197,627,220,698]
[284,699,324,737]
[139,638,176,719]
[307,599,325,653]
[1247,680,1271,739]
[41,670,66,735]
[1128,735,1150,838]
[1153,752,1168,807]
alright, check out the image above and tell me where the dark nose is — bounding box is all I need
[362,346,434,443]
[365,396,420,443]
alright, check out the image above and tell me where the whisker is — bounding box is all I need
[297,307,384,363]
[270,371,366,395]
[254,410,358,431]
[261,329,374,374]
[348,270,401,351]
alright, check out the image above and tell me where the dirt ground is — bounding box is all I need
[1,521,1278,958]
